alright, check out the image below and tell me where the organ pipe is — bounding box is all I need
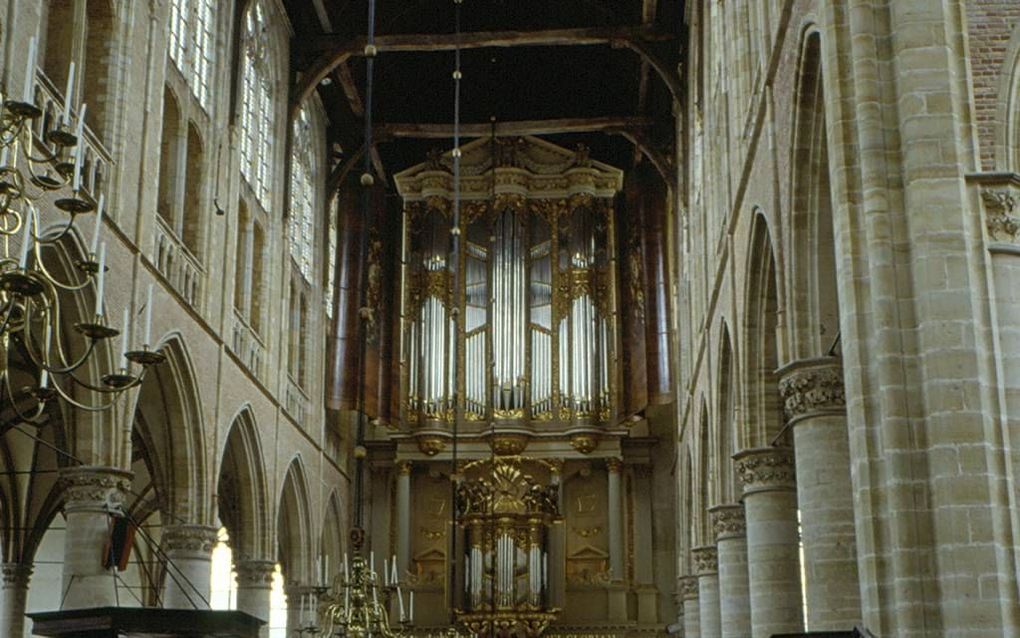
[635,163,674,404]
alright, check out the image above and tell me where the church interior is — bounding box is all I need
[1,1,1020,637]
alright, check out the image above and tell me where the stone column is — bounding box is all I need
[161,525,218,609]
[285,583,315,636]
[1,563,32,638]
[58,466,133,609]
[779,358,861,630]
[709,504,751,638]
[733,447,802,638]
[679,575,700,638]
[692,547,720,638]
[395,461,412,576]
[606,458,624,580]
[235,559,275,635]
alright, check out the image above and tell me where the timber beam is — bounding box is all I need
[374,116,656,141]
[293,26,679,109]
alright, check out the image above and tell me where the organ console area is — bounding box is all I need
[329,137,677,637]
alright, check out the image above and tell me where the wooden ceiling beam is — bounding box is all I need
[293,26,677,109]
[374,116,656,140]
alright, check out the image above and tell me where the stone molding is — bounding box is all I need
[59,466,133,513]
[967,172,1020,245]
[691,546,718,576]
[1,562,33,587]
[234,560,277,588]
[162,525,219,556]
[708,504,746,540]
[777,357,845,423]
[733,447,796,493]
[678,575,700,601]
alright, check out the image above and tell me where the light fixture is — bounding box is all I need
[0,39,163,420]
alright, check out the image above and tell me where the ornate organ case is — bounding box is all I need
[394,137,626,452]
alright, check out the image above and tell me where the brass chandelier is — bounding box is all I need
[0,39,163,420]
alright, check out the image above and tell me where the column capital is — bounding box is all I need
[777,357,845,423]
[678,575,700,601]
[284,582,318,599]
[162,524,219,557]
[708,503,746,540]
[734,447,796,494]
[691,546,718,576]
[234,559,276,588]
[969,172,1020,244]
[1,562,33,587]
[58,466,133,513]
[396,460,413,476]
[605,457,623,473]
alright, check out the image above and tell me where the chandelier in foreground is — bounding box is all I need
[0,40,163,419]
[454,457,561,637]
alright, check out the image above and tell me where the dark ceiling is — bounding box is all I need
[284,0,684,185]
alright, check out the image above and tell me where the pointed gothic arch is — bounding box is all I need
[217,407,271,559]
[741,212,783,448]
[714,321,737,504]
[277,456,313,583]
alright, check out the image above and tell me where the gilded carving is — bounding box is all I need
[572,525,603,538]
[490,433,530,455]
[733,447,796,492]
[778,360,845,422]
[417,436,446,456]
[570,434,599,454]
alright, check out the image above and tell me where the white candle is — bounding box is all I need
[120,307,129,369]
[90,194,104,254]
[324,554,329,585]
[409,590,414,623]
[383,557,389,585]
[72,103,87,191]
[343,552,349,579]
[95,243,106,316]
[40,323,51,388]
[23,37,37,103]
[143,284,153,346]
[315,556,321,586]
[17,215,31,268]
[370,551,375,575]
[396,585,405,621]
[62,61,75,124]
[391,556,397,585]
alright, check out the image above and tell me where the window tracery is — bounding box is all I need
[240,0,274,208]
[168,0,215,109]
[289,107,315,281]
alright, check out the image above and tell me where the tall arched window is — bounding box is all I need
[289,107,315,280]
[240,1,274,208]
[168,0,216,109]
[325,193,339,318]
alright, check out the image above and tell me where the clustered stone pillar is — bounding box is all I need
[733,447,803,638]
[161,524,219,609]
[679,575,701,638]
[235,559,275,636]
[58,466,133,609]
[606,458,624,580]
[1,563,33,637]
[779,357,862,629]
[692,546,720,638]
[395,461,412,576]
[709,504,751,638]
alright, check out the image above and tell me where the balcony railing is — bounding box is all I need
[32,71,113,210]
[231,310,266,384]
[154,215,204,311]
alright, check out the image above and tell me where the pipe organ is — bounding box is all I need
[396,137,624,440]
